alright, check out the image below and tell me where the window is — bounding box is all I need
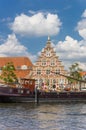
[39,79,43,83]
[37,69,41,75]
[53,79,56,84]
[46,69,50,75]
[60,79,64,84]
[39,79,43,86]
[21,65,28,70]
[42,60,46,66]
[46,51,51,57]
[56,69,60,74]
[51,60,55,66]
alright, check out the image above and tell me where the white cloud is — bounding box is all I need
[82,9,86,17]
[0,34,27,55]
[53,36,86,70]
[54,9,86,70]
[0,34,37,62]
[10,12,62,37]
[76,9,86,40]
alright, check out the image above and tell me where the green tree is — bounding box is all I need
[0,62,18,84]
[68,63,82,83]
[68,63,83,91]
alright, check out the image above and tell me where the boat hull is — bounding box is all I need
[0,90,86,103]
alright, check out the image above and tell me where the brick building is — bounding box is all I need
[27,37,68,89]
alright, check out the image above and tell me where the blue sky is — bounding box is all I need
[0,0,86,70]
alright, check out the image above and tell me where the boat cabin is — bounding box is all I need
[20,78,36,92]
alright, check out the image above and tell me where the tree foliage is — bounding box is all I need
[68,63,83,83]
[0,62,18,83]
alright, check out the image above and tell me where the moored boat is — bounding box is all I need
[0,78,86,103]
[0,78,36,102]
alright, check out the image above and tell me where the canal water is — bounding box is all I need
[0,102,86,130]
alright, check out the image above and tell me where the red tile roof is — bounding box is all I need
[15,70,31,78]
[0,57,33,78]
[0,57,33,67]
[80,71,86,76]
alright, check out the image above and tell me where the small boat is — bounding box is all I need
[0,78,36,102]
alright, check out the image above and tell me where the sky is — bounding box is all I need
[0,0,86,70]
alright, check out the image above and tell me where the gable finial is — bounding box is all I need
[48,36,50,41]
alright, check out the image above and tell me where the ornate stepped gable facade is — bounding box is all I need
[29,37,68,88]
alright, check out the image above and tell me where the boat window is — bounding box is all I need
[21,90,23,93]
[18,89,21,93]
[27,90,30,94]
[18,89,24,94]
[9,89,12,93]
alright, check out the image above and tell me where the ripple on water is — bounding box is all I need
[0,102,86,130]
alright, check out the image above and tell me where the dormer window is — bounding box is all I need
[21,65,28,70]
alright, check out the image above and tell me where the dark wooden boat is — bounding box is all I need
[39,91,86,103]
[0,78,86,103]
[0,78,36,102]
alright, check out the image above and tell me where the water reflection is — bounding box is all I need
[0,102,86,130]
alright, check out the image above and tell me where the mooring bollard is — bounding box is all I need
[35,86,39,104]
